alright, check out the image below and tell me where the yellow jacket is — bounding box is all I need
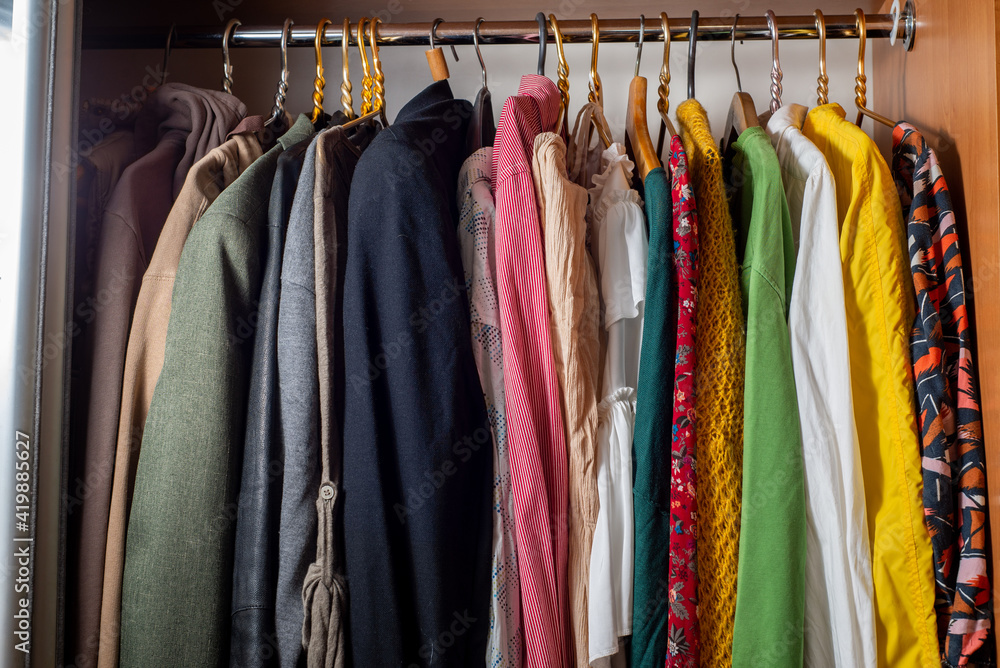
[803,104,938,667]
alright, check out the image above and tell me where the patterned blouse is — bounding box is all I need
[892,122,995,667]
[457,147,523,668]
[668,135,700,668]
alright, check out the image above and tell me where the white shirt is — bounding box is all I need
[586,143,646,667]
[765,104,877,668]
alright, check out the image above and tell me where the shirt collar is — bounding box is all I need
[516,75,560,132]
[765,103,809,137]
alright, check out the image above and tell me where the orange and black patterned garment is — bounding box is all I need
[892,122,995,667]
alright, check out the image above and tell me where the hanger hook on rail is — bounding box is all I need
[730,14,742,93]
[658,12,670,113]
[589,13,602,106]
[814,10,829,105]
[370,17,385,112]
[634,14,644,77]
[222,18,240,94]
[265,18,293,127]
[549,14,570,134]
[311,18,331,123]
[535,12,547,76]
[357,17,372,114]
[159,23,175,88]
[474,18,488,90]
[341,17,354,119]
[687,10,698,100]
[766,9,782,113]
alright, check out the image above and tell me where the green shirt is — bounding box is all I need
[728,126,806,668]
[120,115,315,667]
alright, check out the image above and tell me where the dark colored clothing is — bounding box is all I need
[229,133,312,668]
[892,122,995,667]
[342,81,492,667]
[631,166,675,666]
[119,115,314,668]
[466,86,496,154]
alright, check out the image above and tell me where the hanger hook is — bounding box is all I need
[730,14,742,93]
[341,18,354,119]
[311,18,331,123]
[588,13,602,106]
[474,18,488,90]
[357,17,372,114]
[549,14,570,134]
[370,17,385,112]
[854,8,868,125]
[814,10,829,105]
[265,18,293,127]
[160,24,175,88]
[687,10,698,99]
[535,12,547,76]
[429,18,442,50]
[222,18,240,94]
[766,10,782,113]
[634,14,644,77]
[657,13,670,118]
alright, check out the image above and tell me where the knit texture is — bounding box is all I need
[677,99,746,668]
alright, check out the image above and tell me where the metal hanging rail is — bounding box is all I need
[81,14,913,50]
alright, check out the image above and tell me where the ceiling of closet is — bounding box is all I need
[83,0,886,31]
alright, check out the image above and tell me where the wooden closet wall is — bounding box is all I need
[59,0,1000,663]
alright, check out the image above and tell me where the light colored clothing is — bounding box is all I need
[728,125,805,668]
[492,74,570,668]
[532,132,602,668]
[457,147,523,668]
[803,103,938,668]
[676,98,745,668]
[587,143,646,667]
[765,104,877,668]
[98,130,261,668]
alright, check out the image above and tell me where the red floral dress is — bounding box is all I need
[667,135,700,668]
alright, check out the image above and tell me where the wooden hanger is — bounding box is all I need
[310,18,332,124]
[723,14,759,150]
[625,14,661,180]
[854,9,895,127]
[343,17,388,129]
[588,13,612,148]
[655,12,677,156]
[549,14,570,135]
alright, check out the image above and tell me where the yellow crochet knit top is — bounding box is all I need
[677,98,746,668]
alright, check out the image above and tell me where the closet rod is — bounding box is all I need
[82,14,902,50]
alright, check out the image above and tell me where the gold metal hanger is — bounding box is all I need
[341,18,354,119]
[549,14,570,135]
[814,10,829,105]
[222,18,240,94]
[625,15,661,180]
[766,10,782,114]
[311,18,331,123]
[854,9,895,127]
[655,12,676,155]
[357,17,373,115]
[264,18,293,127]
[342,16,388,130]
[588,14,612,148]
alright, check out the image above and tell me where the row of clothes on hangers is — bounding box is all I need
[65,12,990,668]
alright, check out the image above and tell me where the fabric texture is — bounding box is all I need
[676,99,746,668]
[342,81,492,667]
[118,115,313,668]
[228,125,311,668]
[457,147,523,668]
[803,103,938,668]
[274,134,322,668]
[727,126,806,668]
[765,104,877,668]
[98,131,262,668]
[666,138,700,668]
[492,74,571,668]
[302,123,373,668]
[532,131,602,668]
[68,84,245,668]
[587,143,646,667]
[892,122,995,667]
[630,164,676,667]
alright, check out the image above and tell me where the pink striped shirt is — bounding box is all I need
[492,75,570,668]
